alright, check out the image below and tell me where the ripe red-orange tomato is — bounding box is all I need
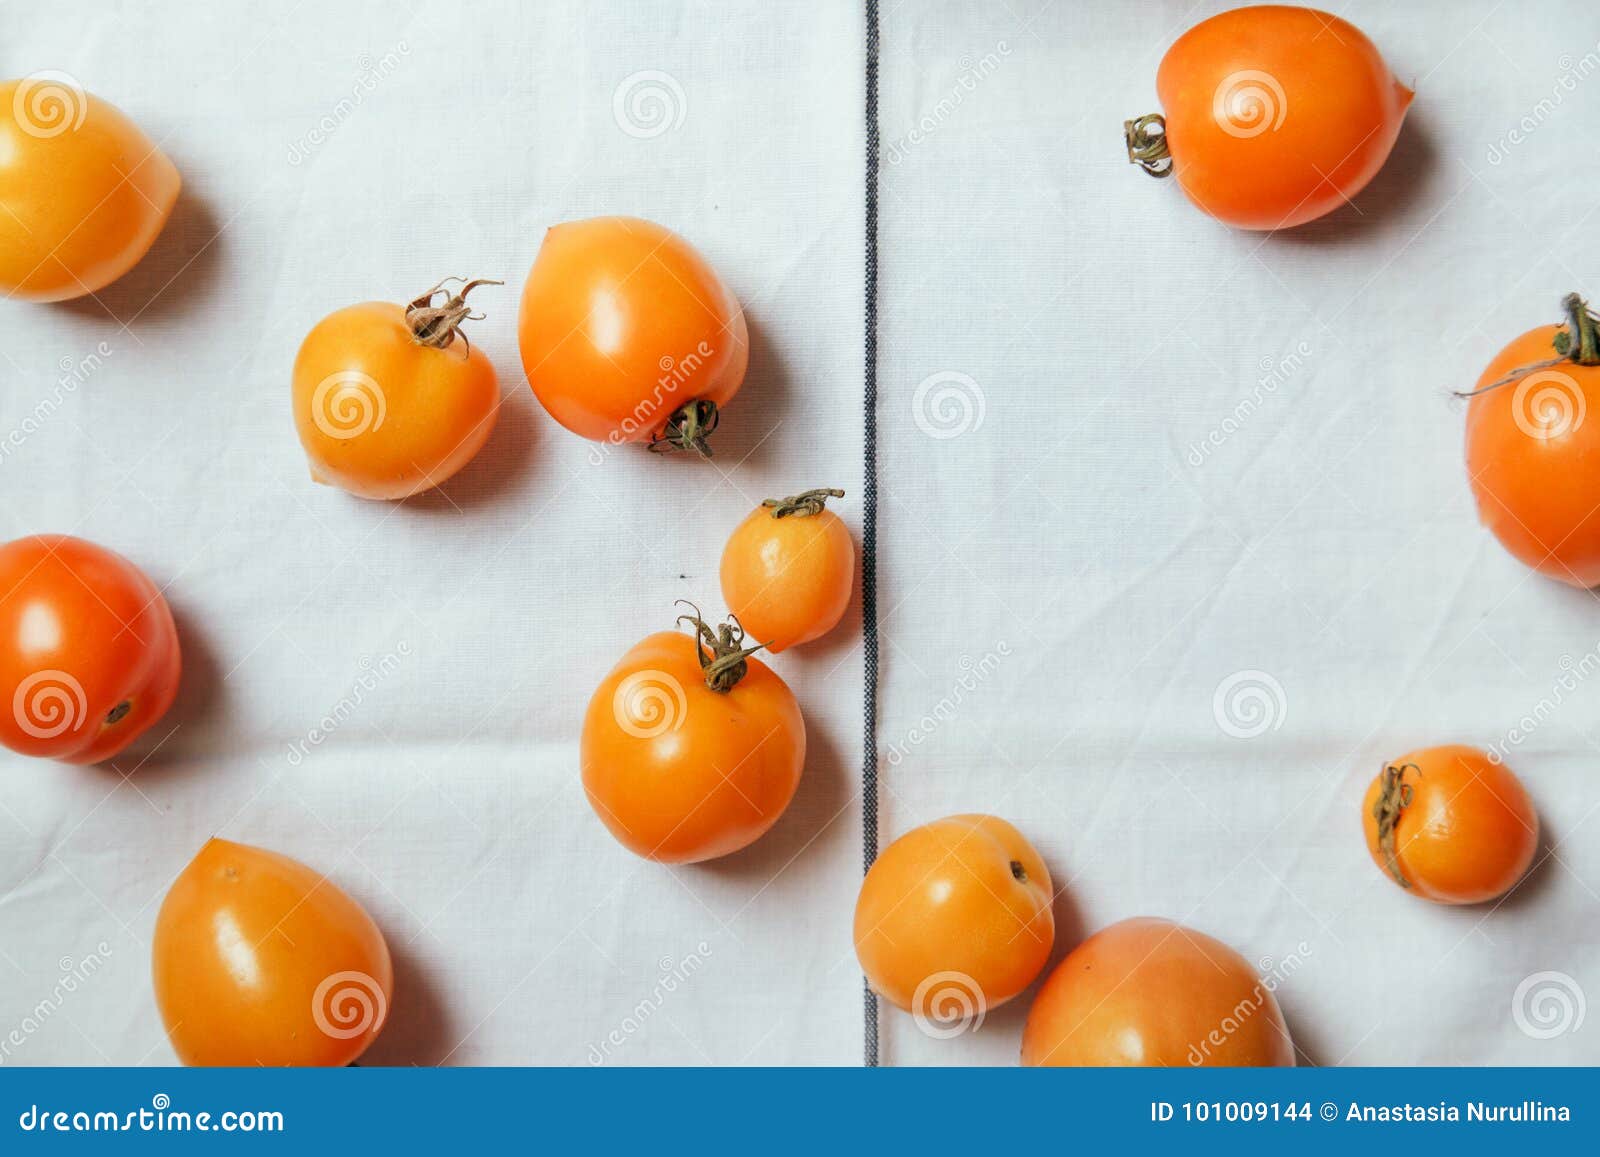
[1465,294,1600,586]
[1127,6,1411,230]
[720,488,854,652]
[292,279,501,500]
[518,216,748,455]
[581,609,804,863]
[0,535,180,764]
[1022,917,1296,1067]
[152,838,393,1066]
[1363,745,1538,905]
[0,76,180,301]
[854,815,1054,1023]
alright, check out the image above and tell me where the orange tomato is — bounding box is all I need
[720,488,854,653]
[581,608,804,863]
[1022,917,1295,1067]
[854,815,1054,1022]
[0,75,179,301]
[1127,6,1411,230]
[292,279,501,500]
[152,838,393,1067]
[1363,745,1538,905]
[0,535,180,764]
[518,216,748,455]
[1465,294,1600,586]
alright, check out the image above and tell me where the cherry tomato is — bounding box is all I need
[720,488,854,653]
[152,837,393,1067]
[292,279,501,500]
[1363,745,1538,905]
[0,75,180,301]
[0,535,180,764]
[518,216,748,455]
[581,607,804,863]
[854,815,1054,1022]
[1022,917,1295,1067]
[1126,6,1411,230]
[1465,294,1600,586]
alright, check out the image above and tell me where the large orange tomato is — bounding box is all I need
[1363,745,1538,905]
[0,75,179,301]
[518,216,748,455]
[292,279,501,500]
[720,488,854,653]
[152,838,393,1067]
[1465,294,1600,586]
[581,608,804,863]
[1126,6,1411,230]
[0,535,180,764]
[854,815,1054,1024]
[1022,917,1296,1067]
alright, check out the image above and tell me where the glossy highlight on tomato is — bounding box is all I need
[0,76,180,301]
[518,216,748,455]
[1022,917,1296,1067]
[581,608,804,863]
[720,488,854,653]
[152,838,393,1067]
[0,535,180,764]
[1127,6,1411,230]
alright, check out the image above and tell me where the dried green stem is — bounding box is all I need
[1456,292,1600,398]
[763,487,845,519]
[675,601,768,692]
[1124,113,1172,178]
[1371,762,1418,889]
[650,399,720,458]
[405,277,502,354]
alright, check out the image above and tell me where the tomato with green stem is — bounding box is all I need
[720,487,854,652]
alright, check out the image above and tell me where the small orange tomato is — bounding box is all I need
[0,535,180,764]
[518,216,748,455]
[581,608,804,863]
[1465,294,1600,586]
[720,487,854,652]
[152,838,393,1067]
[854,815,1053,1023]
[1126,6,1411,230]
[1022,917,1295,1067]
[1363,745,1538,905]
[0,75,180,301]
[292,278,501,500]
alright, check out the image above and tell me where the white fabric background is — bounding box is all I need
[2,0,1597,1067]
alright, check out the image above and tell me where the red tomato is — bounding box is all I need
[1127,6,1411,230]
[517,216,748,455]
[1465,294,1600,586]
[1022,917,1296,1067]
[152,838,393,1066]
[0,535,180,764]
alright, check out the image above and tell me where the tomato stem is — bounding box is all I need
[405,277,502,354]
[651,399,720,458]
[1372,762,1417,889]
[1457,292,1600,398]
[675,601,769,692]
[763,488,845,519]
[1124,114,1172,178]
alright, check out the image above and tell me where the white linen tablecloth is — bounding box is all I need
[1,0,1596,1067]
